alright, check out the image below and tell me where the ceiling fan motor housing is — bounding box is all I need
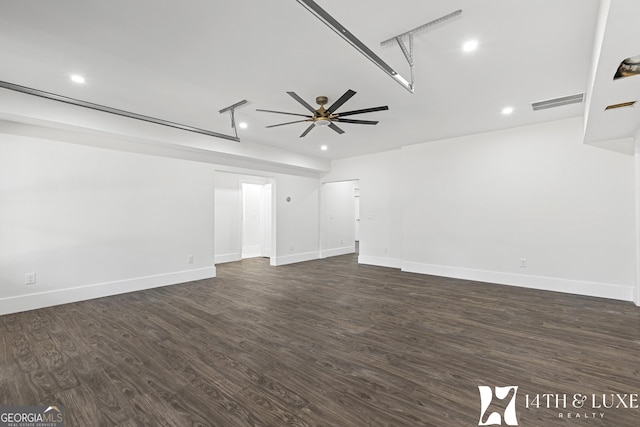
[316,96,328,106]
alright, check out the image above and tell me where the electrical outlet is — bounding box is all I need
[25,273,37,285]
[520,259,527,268]
[290,244,294,251]
[188,255,194,264]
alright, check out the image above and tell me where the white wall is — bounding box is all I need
[215,171,320,266]
[272,174,320,266]
[214,171,243,263]
[400,118,635,300]
[322,150,403,268]
[325,118,636,301]
[320,180,357,258]
[0,133,216,315]
[4,114,634,313]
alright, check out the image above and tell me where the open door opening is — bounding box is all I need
[241,182,272,259]
[320,180,359,258]
[214,171,274,265]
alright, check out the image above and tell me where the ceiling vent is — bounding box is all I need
[530,93,584,111]
[605,101,636,110]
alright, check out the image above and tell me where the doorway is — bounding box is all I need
[320,180,359,258]
[214,171,274,264]
[241,182,272,259]
[354,185,360,254]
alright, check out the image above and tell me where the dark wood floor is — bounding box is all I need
[1,254,639,426]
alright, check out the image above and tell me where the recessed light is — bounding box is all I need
[238,122,248,129]
[321,145,328,151]
[502,106,514,115]
[70,74,86,84]
[462,40,478,53]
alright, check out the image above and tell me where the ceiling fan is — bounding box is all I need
[257,89,389,137]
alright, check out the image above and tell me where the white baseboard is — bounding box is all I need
[215,252,242,264]
[0,267,216,316]
[271,251,319,266]
[320,245,355,259]
[401,261,634,302]
[358,255,402,269]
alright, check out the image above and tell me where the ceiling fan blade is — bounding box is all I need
[334,118,379,125]
[266,119,311,128]
[335,105,389,117]
[287,91,317,113]
[328,122,345,134]
[326,89,356,114]
[256,108,312,118]
[300,124,315,137]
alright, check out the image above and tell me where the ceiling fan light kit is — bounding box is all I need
[257,89,389,138]
[253,3,463,140]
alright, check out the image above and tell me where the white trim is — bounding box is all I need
[320,245,355,259]
[271,251,319,266]
[401,262,634,302]
[0,267,216,316]
[215,253,242,264]
[358,255,402,269]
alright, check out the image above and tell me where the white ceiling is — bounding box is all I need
[0,0,638,162]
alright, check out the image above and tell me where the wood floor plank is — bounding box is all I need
[1,253,639,425]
